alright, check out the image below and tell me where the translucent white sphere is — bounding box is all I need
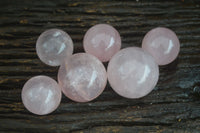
[83,24,121,62]
[58,53,107,102]
[36,29,73,66]
[142,27,180,65]
[21,76,62,115]
[107,47,159,99]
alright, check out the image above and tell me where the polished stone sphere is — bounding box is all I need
[58,53,107,102]
[36,29,73,66]
[107,47,159,99]
[83,24,121,62]
[142,27,180,65]
[21,76,62,115]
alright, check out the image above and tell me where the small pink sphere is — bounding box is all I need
[21,76,62,115]
[107,47,159,99]
[58,53,107,102]
[83,24,121,62]
[142,27,180,65]
[36,29,73,66]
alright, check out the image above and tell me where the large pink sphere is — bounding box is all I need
[142,27,180,65]
[107,47,159,99]
[58,53,107,102]
[21,76,62,115]
[83,24,121,62]
[36,29,73,66]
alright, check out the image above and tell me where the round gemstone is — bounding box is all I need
[83,24,121,62]
[36,29,73,66]
[107,47,159,99]
[21,76,62,115]
[58,53,107,102]
[142,27,180,65]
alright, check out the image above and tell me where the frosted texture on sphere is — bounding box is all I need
[107,47,159,99]
[58,53,107,102]
[83,24,121,62]
[36,29,73,66]
[21,76,62,115]
[142,27,180,65]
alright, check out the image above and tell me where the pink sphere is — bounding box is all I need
[58,53,107,102]
[36,29,73,66]
[107,47,159,99]
[83,24,121,62]
[142,27,180,65]
[21,76,62,115]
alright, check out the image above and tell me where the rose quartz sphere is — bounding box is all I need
[107,47,159,99]
[142,27,180,65]
[21,76,62,115]
[83,24,121,62]
[58,53,107,102]
[36,29,73,66]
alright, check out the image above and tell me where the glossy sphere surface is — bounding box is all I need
[21,76,62,115]
[36,29,73,66]
[107,47,159,99]
[142,27,180,65]
[83,24,121,62]
[58,53,107,102]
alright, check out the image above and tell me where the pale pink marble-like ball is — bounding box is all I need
[142,27,180,65]
[36,29,73,66]
[58,53,107,102]
[107,47,159,99]
[83,24,121,62]
[21,76,62,115]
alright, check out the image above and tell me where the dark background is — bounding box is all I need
[0,0,200,132]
